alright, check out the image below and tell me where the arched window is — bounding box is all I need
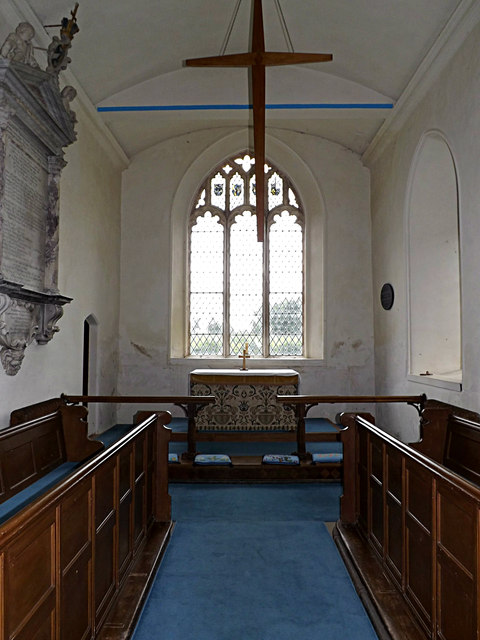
[188,152,304,357]
[408,133,462,384]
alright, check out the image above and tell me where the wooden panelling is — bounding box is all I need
[0,407,171,640]
[386,495,402,581]
[94,460,117,628]
[444,416,480,486]
[59,482,92,640]
[4,514,56,639]
[370,478,384,550]
[437,551,475,640]
[0,416,64,499]
[406,462,432,531]
[60,551,92,640]
[339,407,480,640]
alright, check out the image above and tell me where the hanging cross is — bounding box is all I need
[185,0,332,241]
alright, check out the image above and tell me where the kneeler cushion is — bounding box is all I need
[262,454,299,465]
[194,454,232,466]
[312,452,343,463]
[168,453,180,463]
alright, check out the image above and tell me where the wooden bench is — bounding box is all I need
[336,399,480,640]
[0,397,172,640]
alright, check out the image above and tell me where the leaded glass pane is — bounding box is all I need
[249,176,256,205]
[234,154,255,171]
[211,173,226,209]
[195,189,206,208]
[288,188,298,208]
[230,173,245,209]
[189,153,305,358]
[189,212,224,355]
[269,211,303,355]
[229,211,263,355]
[268,172,283,209]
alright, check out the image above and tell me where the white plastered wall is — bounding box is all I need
[0,10,124,430]
[118,127,375,423]
[368,19,480,441]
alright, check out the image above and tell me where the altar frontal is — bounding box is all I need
[190,369,298,431]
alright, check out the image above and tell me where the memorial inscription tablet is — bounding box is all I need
[0,48,77,374]
[2,121,48,291]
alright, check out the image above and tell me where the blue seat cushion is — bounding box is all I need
[194,454,232,466]
[0,461,80,525]
[312,452,343,463]
[263,454,299,465]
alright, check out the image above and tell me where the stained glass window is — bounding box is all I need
[188,152,304,357]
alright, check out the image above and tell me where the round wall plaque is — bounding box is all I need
[380,283,394,310]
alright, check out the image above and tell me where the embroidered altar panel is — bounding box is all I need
[190,369,298,431]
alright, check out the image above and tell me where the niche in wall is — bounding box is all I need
[408,132,461,383]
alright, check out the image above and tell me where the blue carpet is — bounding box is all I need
[170,483,343,522]
[132,484,378,639]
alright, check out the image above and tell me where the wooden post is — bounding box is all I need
[154,414,171,523]
[186,403,197,460]
[339,412,374,524]
[295,404,307,459]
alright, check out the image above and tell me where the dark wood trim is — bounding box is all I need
[63,394,215,405]
[338,402,480,640]
[333,522,426,640]
[97,521,174,640]
[0,408,172,640]
[277,394,426,404]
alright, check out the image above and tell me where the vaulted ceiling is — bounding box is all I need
[19,0,469,157]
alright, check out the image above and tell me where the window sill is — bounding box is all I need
[170,356,326,368]
[408,373,462,392]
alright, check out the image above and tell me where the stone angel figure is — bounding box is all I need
[0,22,39,68]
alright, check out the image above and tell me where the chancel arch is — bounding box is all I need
[170,131,325,361]
[407,131,462,384]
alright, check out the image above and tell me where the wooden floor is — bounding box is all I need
[98,522,174,640]
[333,522,426,640]
[169,456,342,482]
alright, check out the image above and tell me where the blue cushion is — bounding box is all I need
[312,452,343,463]
[194,454,232,466]
[0,462,79,525]
[263,454,299,465]
[168,453,180,463]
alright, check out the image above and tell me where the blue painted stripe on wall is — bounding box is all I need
[97,102,393,113]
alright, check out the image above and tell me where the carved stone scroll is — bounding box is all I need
[0,55,76,374]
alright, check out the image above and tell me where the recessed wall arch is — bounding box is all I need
[407,130,462,382]
[170,129,326,360]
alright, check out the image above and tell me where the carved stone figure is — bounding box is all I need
[0,22,39,68]
[61,85,77,123]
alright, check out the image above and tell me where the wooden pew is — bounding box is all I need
[0,399,172,640]
[336,400,480,640]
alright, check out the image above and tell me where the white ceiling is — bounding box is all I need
[21,0,468,157]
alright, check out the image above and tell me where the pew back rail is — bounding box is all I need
[338,405,480,640]
[0,405,172,640]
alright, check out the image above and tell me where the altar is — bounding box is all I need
[190,369,299,431]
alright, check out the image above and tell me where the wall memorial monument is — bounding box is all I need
[0,9,79,375]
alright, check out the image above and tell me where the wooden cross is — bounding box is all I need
[185,0,332,241]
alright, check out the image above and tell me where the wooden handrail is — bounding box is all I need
[62,394,215,404]
[276,394,426,404]
[276,394,426,458]
[338,410,480,638]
